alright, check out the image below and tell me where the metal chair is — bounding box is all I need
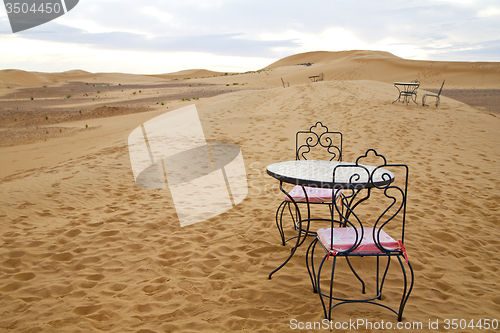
[281,78,290,88]
[422,80,445,107]
[306,149,414,322]
[275,122,343,247]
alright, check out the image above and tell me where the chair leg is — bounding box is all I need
[346,257,366,294]
[306,238,319,293]
[376,256,392,300]
[326,255,338,321]
[435,96,440,107]
[396,256,414,322]
[275,200,287,246]
[316,254,336,320]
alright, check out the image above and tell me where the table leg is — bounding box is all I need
[392,86,402,104]
[269,183,313,279]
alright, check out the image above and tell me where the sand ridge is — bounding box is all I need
[0,51,499,332]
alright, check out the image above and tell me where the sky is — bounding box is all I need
[0,0,499,74]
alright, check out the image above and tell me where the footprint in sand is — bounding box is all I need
[64,229,82,237]
[73,304,102,316]
[13,272,36,281]
[50,252,74,262]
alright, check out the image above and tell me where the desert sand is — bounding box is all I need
[0,50,499,332]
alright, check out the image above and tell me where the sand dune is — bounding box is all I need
[265,50,500,88]
[151,69,228,81]
[0,69,51,89]
[0,51,499,332]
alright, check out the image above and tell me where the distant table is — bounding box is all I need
[266,160,395,278]
[392,82,420,105]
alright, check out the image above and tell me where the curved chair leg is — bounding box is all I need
[275,200,287,246]
[377,256,392,300]
[346,257,366,294]
[396,256,414,322]
[275,200,301,246]
[306,237,319,293]
[316,253,334,320]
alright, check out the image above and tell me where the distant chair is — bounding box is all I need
[281,78,290,88]
[422,80,445,107]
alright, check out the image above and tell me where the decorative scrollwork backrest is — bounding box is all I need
[330,149,409,255]
[295,122,343,161]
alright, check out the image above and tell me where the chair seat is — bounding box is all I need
[317,227,400,255]
[285,185,340,204]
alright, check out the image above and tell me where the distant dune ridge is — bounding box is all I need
[1,50,499,89]
[0,50,499,332]
[263,50,500,88]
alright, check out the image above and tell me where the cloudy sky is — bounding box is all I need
[0,0,499,74]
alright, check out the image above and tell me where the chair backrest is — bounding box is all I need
[437,80,445,96]
[410,79,420,92]
[330,149,408,254]
[295,122,343,161]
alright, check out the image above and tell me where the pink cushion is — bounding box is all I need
[285,186,340,203]
[317,227,400,255]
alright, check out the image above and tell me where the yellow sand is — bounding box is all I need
[0,50,499,332]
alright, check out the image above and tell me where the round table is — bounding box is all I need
[267,160,395,189]
[266,160,395,279]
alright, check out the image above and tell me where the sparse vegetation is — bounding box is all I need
[67,94,71,98]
